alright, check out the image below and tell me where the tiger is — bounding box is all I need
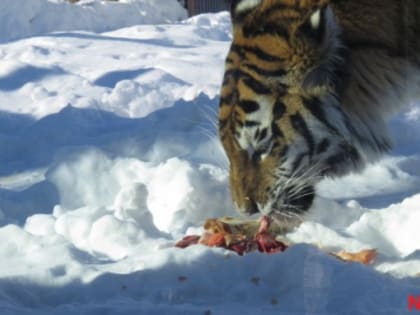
[218,0,420,231]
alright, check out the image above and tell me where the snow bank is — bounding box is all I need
[347,194,420,258]
[47,148,233,238]
[0,0,187,43]
[0,12,230,119]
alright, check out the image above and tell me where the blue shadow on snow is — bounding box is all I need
[0,66,66,91]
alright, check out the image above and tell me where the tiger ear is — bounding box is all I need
[310,9,322,30]
[231,0,262,16]
[300,6,327,42]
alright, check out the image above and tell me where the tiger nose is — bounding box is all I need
[237,196,259,215]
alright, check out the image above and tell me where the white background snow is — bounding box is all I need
[0,0,419,314]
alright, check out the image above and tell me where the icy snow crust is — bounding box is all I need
[0,1,419,314]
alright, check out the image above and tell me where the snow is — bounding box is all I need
[0,1,419,314]
[0,0,187,43]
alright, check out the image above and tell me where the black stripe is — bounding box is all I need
[244,63,287,77]
[222,72,232,86]
[316,138,330,154]
[233,44,285,62]
[223,68,271,94]
[287,185,315,212]
[223,69,240,81]
[258,128,268,142]
[290,113,315,156]
[254,128,260,141]
[220,88,238,106]
[278,145,289,161]
[243,45,284,62]
[245,24,289,39]
[325,144,360,172]
[271,122,284,138]
[273,100,286,120]
[230,44,247,59]
[222,76,229,86]
[218,118,228,132]
[303,98,340,134]
[242,75,271,94]
[244,120,260,127]
[239,100,260,113]
[265,3,295,12]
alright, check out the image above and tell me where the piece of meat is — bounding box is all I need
[175,217,376,264]
[333,249,377,265]
[254,216,288,254]
[176,216,287,255]
[175,235,200,248]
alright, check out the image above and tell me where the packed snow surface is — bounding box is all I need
[0,1,419,314]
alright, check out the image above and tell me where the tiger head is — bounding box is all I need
[219,0,363,225]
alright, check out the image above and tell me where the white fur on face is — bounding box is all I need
[235,0,262,14]
[236,96,274,159]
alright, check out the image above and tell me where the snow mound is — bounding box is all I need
[0,0,187,43]
[47,148,233,238]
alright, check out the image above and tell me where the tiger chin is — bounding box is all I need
[218,0,420,231]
